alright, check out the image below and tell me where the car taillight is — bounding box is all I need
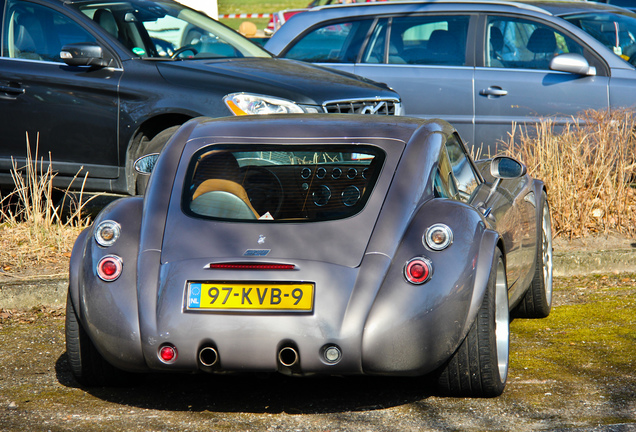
[159,344,178,364]
[404,257,433,284]
[94,220,121,247]
[97,255,123,281]
[206,263,295,270]
[424,223,453,251]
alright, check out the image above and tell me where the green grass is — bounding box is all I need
[506,274,636,412]
[218,0,308,31]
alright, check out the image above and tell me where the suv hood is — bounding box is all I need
[155,57,397,105]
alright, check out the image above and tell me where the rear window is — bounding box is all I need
[182,145,385,222]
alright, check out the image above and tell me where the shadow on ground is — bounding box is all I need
[55,352,434,414]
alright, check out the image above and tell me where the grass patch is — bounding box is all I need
[218,0,307,31]
[507,274,636,411]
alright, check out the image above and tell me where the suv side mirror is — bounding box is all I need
[550,53,596,76]
[60,43,110,68]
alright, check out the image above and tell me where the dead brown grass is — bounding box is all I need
[0,135,93,279]
[502,109,636,239]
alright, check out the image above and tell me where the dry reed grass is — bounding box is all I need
[501,109,636,239]
[0,135,94,278]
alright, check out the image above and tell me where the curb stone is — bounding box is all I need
[554,248,636,277]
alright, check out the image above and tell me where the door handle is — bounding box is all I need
[479,87,508,97]
[0,85,25,95]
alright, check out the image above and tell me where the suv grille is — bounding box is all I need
[323,99,401,115]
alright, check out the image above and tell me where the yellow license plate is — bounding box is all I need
[186,282,314,312]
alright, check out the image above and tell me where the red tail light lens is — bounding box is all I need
[159,344,178,364]
[404,257,433,284]
[97,255,123,281]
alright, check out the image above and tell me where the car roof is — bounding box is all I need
[292,0,631,21]
[267,0,634,63]
[185,114,446,145]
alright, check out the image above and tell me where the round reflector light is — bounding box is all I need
[96,255,123,281]
[424,224,453,251]
[404,257,433,284]
[322,345,342,364]
[159,344,178,364]
[95,220,121,247]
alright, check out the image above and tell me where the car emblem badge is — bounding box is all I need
[244,249,270,256]
[361,101,387,115]
[258,235,266,244]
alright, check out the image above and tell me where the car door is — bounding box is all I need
[0,0,121,182]
[473,15,610,154]
[282,14,477,145]
[355,15,476,145]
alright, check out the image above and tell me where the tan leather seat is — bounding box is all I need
[191,179,259,219]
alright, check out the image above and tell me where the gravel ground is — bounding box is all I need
[0,275,635,432]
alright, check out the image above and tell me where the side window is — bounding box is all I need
[486,16,585,70]
[361,18,388,64]
[3,0,96,62]
[445,134,480,202]
[433,145,459,199]
[370,15,470,66]
[284,19,374,63]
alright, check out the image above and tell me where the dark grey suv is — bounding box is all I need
[266,0,636,151]
[0,0,401,194]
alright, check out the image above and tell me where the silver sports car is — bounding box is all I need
[66,114,553,397]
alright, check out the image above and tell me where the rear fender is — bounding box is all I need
[68,228,90,314]
[361,199,500,375]
[74,197,147,371]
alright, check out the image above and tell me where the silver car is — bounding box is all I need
[66,114,552,397]
[266,0,636,152]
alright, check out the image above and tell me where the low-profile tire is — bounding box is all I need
[513,191,553,318]
[436,249,509,397]
[65,291,139,387]
[134,126,181,195]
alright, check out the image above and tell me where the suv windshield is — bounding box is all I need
[73,0,270,59]
[183,145,385,222]
[562,11,636,65]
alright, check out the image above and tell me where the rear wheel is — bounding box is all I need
[436,249,509,397]
[134,126,181,195]
[514,191,553,318]
[65,291,138,386]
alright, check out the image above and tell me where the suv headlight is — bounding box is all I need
[224,93,321,115]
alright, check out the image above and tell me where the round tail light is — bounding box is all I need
[424,224,453,251]
[97,255,123,281]
[159,344,178,364]
[94,220,121,247]
[404,257,433,284]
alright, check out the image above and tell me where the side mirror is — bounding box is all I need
[482,157,527,215]
[550,53,596,76]
[60,43,110,68]
[134,153,160,175]
[490,156,527,179]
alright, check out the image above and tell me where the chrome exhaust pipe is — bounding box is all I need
[278,346,299,367]
[199,346,219,367]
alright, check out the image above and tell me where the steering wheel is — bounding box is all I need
[241,167,284,219]
[171,46,198,59]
